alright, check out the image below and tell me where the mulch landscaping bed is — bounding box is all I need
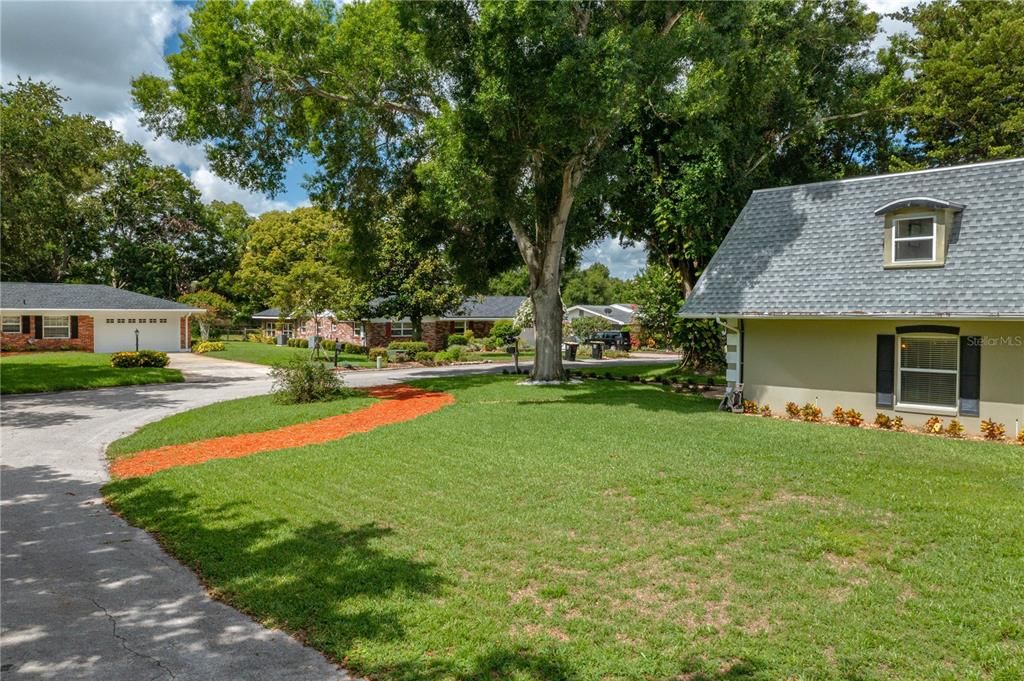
[110,385,454,478]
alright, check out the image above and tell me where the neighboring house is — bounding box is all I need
[252,296,528,350]
[679,159,1024,432]
[0,282,202,353]
[564,304,638,329]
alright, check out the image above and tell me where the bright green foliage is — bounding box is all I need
[562,264,629,306]
[179,290,235,341]
[568,315,612,341]
[486,266,530,296]
[885,0,1024,165]
[110,350,171,368]
[489,319,517,340]
[0,352,182,394]
[270,356,351,404]
[106,375,1024,679]
[1,80,118,282]
[107,392,376,460]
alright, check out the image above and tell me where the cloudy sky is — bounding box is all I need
[0,0,914,279]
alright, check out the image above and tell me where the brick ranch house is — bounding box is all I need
[253,295,528,351]
[0,282,202,353]
[680,158,1024,433]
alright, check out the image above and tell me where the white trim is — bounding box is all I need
[563,306,626,324]
[891,214,938,264]
[751,157,1023,194]
[0,308,202,314]
[895,333,959,413]
[1,315,21,333]
[41,315,71,339]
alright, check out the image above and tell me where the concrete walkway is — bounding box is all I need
[0,353,678,679]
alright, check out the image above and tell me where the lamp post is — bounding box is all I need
[135,328,139,352]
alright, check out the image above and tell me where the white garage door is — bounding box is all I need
[94,315,183,353]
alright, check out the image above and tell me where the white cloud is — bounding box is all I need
[189,167,308,215]
[581,237,647,280]
[862,0,921,53]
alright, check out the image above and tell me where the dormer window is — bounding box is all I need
[875,196,963,269]
[892,216,936,263]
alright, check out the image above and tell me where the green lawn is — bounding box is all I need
[578,362,723,382]
[107,392,378,460]
[205,340,376,367]
[104,376,1024,680]
[0,352,183,394]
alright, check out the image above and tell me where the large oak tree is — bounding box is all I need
[133,0,736,381]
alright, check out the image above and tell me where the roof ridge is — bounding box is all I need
[751,158,1024,195]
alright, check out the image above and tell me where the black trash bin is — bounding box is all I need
[564,342,579,361]
[590,341,604,360]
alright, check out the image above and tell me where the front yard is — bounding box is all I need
[204,340,377,367]
[0,351,183,394]
[104,375,1024,680]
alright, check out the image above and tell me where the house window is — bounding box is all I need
[138,318,147,324]
[453,320,467,334]
[354,323,365,339]
[149,318,157,324]
[892,217,936,263]
[106,318,115,324]
[2,316,21,333]
[117,319,125,324]
[897,335,958,410]
[392,321,413,337]
[159,318,167,324]
[42,315,70,339]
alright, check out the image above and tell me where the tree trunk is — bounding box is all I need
[411,312,423,341]
[198,318,210,342]
[530,276,565,382]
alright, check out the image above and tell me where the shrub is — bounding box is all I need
[785,402,801,419]
[980,418,1006,441]
[800,403,822,422]
[447,334,469,346]
[111,352,141,368]
[415,351,437,364]
[388,340,429,353]
[945,419,965,438]
[321,339,336,352]
[892,416,904,431]
[742,399,759,414]
[194,341,225,354]
[111,350,170,368]
[447,345,465,361]
[760,405,773,418]
[875,413,893,429]
[270,356,349,404]
[491,319,518,339]
[832,406,847,424]
[368,347,388,362]
[923,416,944,434]
[1016,430,1024,446]
[344,343,368,355]
[844,409,863,427]
[434,350,453,364]
[481,337,499,351]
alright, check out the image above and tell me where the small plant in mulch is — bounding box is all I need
[980,419,1006,441]
[800,403,822,423]
[945,419,965,438]
[923,416,944,434]
[844,409,864,427]
[1016,430,1024,446]
[760,405,772,418]
[875,413,894,429]
[892,416,904,431]
[785,402,801,419]
[832,406,847,424]
[742,399,759,414]
[270,356,353,404]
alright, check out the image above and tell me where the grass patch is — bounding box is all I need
[206,340,375,367]
[0,352,183,394]
[105,375,1024,680]
[579,362,723,382]
[107,392,378,460]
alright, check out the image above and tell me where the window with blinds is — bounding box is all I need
[898,335,958,408]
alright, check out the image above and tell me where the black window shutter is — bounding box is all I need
[70,316,79,339]
[959,336,981,416]
[34,316,43,339]
[21,316,30,334]
[876,335,895,408]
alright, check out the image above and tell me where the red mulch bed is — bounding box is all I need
[110,385,454,478]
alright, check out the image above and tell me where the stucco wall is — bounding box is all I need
[741,319,1024,432]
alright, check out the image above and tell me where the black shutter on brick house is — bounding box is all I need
[959,336,981,417]
[70,316,79,339]
[21,316,30,334]
[876,335,895,408]
[34,316,43,339]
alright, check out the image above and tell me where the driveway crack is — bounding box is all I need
[90,597,176,679]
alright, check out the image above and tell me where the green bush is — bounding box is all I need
[388,340,429,353]
[270,356,350,404]
[321,339,336,351]
[194,341,225,354]
[344,343,368,355]
[447,345,465,361]
[434,350,453,364]
[490,320,518,339]
[415,351,437,364]
[368,347,389,363]
[447,334,469,346]
[111,350,170,368]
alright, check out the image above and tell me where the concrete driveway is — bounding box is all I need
[1,352,677,679]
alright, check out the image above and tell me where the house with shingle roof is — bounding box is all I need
[680,158,1024,432]
[564,304,638,329]
[0,282,203,353]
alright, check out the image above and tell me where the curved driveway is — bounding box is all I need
[1,353,676,679]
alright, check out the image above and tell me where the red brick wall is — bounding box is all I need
[292,317,365,345]
[363,320,499,351]
[1,315,94,352]
[180,317,188,350]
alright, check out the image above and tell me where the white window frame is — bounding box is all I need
[391,321,413,337]
[892,215,937,264]
[42,315,71,339]
[452,320,467,334]
[2,316,21,333]
[354,323,365,339]
[896,333,959,415]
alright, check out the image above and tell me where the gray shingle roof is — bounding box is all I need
[682,159,1024,319]
[0,282,200,311]
[444,296,526,319]
[567,304,637,325]
[252,307,285,319]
